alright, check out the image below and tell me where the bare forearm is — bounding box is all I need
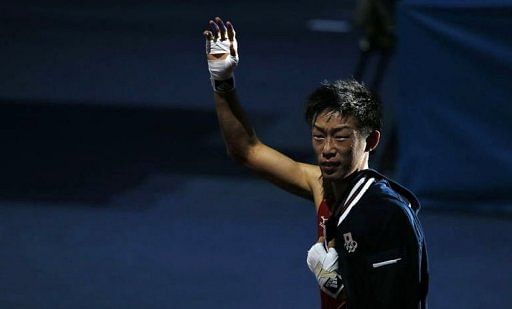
[214,90,258,160]
[203,17,317,201]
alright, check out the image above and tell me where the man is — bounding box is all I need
[203,17,428,308]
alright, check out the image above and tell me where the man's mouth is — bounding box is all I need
[320,162,341,174]
[320,161,340,167]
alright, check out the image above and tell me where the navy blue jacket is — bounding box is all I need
[327,169,429,309]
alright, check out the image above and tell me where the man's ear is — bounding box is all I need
[365,130,381,152]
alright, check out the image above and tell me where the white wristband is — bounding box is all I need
[211,77,235,93]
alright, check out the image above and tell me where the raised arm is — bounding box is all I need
[203,17,321,201]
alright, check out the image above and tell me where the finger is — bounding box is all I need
[209,20,220,41]
[203,30,213,41]
[203,30,212,55]
[215,17,227,41]
[225,21,237,57]
[327,239,336,248]
[226,21,236,41]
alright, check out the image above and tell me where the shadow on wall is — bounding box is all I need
[0,101,280,205]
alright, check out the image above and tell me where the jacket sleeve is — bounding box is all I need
[364,204,427,309]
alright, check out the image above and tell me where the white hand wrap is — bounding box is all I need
[307,242,344,298]
[206,39,239,92]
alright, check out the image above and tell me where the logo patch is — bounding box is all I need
[323,275,344,296]
[343,232,358,253]
[319,216,329,230]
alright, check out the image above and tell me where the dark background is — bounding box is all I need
[1,0,511,308]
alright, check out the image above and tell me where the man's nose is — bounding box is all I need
[322,138,336,158]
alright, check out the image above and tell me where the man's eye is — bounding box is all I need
[313,135,325,140]
[335,136,349,140]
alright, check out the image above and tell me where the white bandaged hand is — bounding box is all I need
[206,39,239,81]
[204,18,239,92]
[307,242,344,298]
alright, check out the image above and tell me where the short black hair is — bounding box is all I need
[304,79,382,135]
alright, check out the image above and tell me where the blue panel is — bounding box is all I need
[395,2,512,212]
[404,0,512,7]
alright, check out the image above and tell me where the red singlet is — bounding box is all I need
[317,200,347,309]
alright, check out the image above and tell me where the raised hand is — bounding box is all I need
[203,17,239,92]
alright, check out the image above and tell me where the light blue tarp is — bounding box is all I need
[394,0,512,213]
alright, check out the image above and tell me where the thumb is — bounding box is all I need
[226,21,237,57]
[229,41,237,58]
[327,239,336,248]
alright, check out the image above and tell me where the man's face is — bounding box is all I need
[311,110,368,181]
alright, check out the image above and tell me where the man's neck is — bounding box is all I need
[331,167,369,204]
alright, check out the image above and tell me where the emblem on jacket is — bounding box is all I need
[343,232,358,253]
